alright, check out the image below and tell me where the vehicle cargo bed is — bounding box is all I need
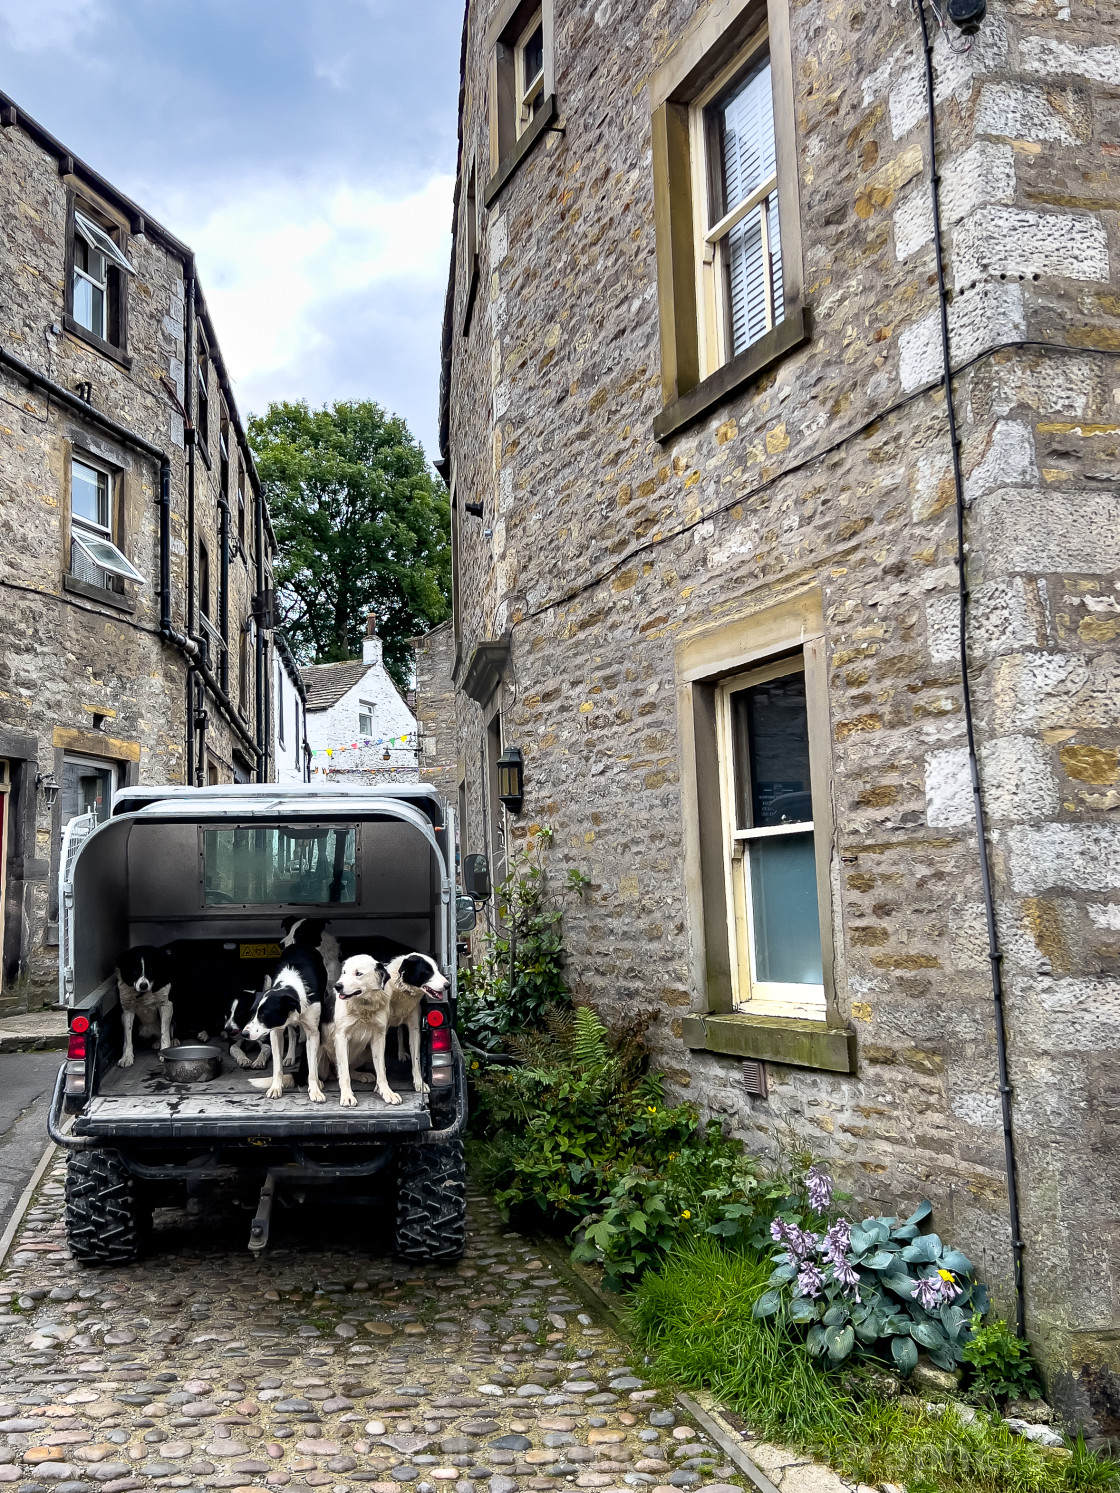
[73,1050,429,1140]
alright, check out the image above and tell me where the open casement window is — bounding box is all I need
[71,210,133,347]
[716,657,825,1019]
[515,10,545,137]
[69,456,144,587]
[237,462,247,552]
[693,43,783,374]
[196,337,210,453]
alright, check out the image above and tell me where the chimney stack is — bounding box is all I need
[363,613,382,667]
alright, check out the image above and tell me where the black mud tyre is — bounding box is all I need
[65,1149,151,1266]
[394,1140,467,1263]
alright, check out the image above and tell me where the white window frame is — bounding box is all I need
[688,32,782,379]
[358,701,375,737]
[715,655,825,1020]
[72,211,134,344]
[515,9,545,137]
[69,455,144,585]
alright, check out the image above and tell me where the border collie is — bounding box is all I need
[115,945,174,1068]
[321,954,395,1107]
[281,916,340,989]
[242,945,326,1101]
[387,953,450,1093]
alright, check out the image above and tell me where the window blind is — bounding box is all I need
[717,57,783,356]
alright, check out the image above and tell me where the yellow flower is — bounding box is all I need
[669,1153,678,1160]
[471,1061,479,1070]
[647,1106,657,1114]
[938,1268,955,1283]
[681,1210,691,1220]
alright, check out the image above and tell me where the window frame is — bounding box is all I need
[715,655,825,1020]
[676,593,839,1032]
[195,333,210,457]
[68,452,143,588]
[460,160,480,337]
[63,197,133,367]
[514,10,545,138]
[484,0,556,207]
[358,701,375,737]
[649,0,805,442]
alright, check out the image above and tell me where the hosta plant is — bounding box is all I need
[753,1167,989,1376]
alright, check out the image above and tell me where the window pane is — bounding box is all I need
[715,56,783,355]
[522,22,544,88]
[62,760,113,826]
[72,274,106,337]
[203,825,358,906]
[748,832,822,985]
[730,670,812,829]
[72,461,109,529]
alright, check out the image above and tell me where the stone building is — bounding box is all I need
[434,0,1120,1424]
[303,618,420,785]
[413,620,460,803]
[0,91,280,1002]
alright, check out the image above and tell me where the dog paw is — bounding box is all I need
[232,1051,252,1069]
[352,1072,378,1085]
[118,1053,134,1069]
[266,1082,284,1100]
[340,1092,358,1108]
[196,1030,209,1042]
[250,1053,268,1069]
[381,1090,403,1107]
[308,1087,327,1104]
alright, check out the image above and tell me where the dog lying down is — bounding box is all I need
[321,953,449,1108]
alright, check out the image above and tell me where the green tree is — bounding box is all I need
[247,399,450,689]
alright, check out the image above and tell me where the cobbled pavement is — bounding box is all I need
[0,1157,753,1493]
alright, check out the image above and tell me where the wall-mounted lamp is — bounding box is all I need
[497,745,524,815]
[36,772,60,808]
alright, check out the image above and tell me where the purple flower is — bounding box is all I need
[806,1167,834,1214]
[771,1218,791,1245]
[915,1271,961,1311]
[770,1218,819,1261]
[796,1262,825,1298]
[823,1219,851,1264]
[832,1256,862,1301]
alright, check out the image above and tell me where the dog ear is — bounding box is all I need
[263,974,272,992]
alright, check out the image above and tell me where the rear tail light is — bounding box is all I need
[429,1023,453,1085]
[426,1009,445,1028]
[67,1034,86,1060]
[71,1015,90,1034]
[66,1017,90,1095]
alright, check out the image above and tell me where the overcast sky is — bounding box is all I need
[0,0,462,462]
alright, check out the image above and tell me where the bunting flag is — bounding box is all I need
[310,731,418,759]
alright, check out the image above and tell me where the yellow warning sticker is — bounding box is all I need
[240,943,281,960]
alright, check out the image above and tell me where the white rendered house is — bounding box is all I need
[302,618,419,784]
[273,634,309,784]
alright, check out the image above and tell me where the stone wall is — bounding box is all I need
[413,622,459,804]
[0,101,274,1002]
[438,0,1120,1428]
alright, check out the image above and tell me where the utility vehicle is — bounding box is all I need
[48,784,473,1265]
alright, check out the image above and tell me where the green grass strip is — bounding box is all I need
[629,1240,1117,1493]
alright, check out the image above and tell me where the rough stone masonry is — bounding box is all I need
[434,0,1120,1429]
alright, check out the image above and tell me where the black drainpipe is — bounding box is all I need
[184,260,199,784]
[254,487,266,783]
[218,494,230,695]
[914,0,1026,1339]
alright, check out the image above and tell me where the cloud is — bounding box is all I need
[0,0,102,51]
[148,170,453,455]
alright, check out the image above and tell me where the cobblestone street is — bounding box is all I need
[0,1156,744,1493]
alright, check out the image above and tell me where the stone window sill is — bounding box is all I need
[62,573,137,613]
[654,305,808,443]
[484,94,558,208]
[62,314,132,372]
[681,1010,856,1074]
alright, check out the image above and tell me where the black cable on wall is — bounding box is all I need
[913,0,1026,1338]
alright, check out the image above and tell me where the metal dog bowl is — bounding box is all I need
[158,1044,223,1082]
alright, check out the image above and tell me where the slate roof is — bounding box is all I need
[301,660,371,712]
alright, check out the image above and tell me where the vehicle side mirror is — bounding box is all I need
[455,894,477,933]
[463,853,491,901]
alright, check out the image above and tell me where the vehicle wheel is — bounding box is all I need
[394,1140,466,1263]
[65,1149,152,1266]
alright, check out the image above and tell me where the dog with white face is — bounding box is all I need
[116,945,174,1067]
[321,955,395,1107]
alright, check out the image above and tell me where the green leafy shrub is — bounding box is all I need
[633,1240,1116,1493]
[458,833,575,1053]
[755,1166,988,1376]
[963,1316,1044,1405]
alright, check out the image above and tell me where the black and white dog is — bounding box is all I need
[322,951,449,1108]
[242,944,326,1101]
[387,953,451,1092]
[115,945,175,1068]
[281,916,340,989]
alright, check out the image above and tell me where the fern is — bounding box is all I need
[570,1004,609,1068]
